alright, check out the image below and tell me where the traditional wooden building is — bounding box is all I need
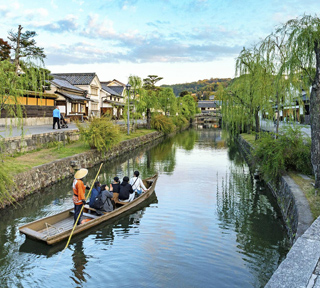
[52,73,102,117]
[100,81,125,119]
[48,76,88,121]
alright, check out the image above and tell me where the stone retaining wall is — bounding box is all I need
[3,131,164,209]
[2,129,80,155]
[237,135,313,242]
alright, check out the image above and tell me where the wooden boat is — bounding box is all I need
[19,174,158,245]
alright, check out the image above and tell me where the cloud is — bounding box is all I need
[34,15,78,33]
[24,8,49,20]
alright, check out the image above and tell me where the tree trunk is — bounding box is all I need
[311,42,320,188]
[146,108,151,129]
[254,109,260,140]
[14,25,22,75]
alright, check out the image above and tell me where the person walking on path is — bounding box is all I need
[53,106,61,129]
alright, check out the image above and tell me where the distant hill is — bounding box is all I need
[161,78,232,99]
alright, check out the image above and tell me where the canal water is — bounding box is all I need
[0,129,289,288]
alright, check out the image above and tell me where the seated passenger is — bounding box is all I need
[110,176,120,193]
[130,171,149,195]
[89,181,101,208]
[100,185,114,212]
[118,176,134,202]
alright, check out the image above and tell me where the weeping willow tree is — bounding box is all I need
[223,46,274,137]
[273,15,320,187]
[128,75,142,132]
[0,59,50,205]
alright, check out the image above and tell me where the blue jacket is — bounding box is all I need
[89,187,101,207]
[53,108,60,118]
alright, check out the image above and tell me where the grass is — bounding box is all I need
[288,171,320,219]
[240,133,256,145]
[120,128,157,141]
[4,128,156,176]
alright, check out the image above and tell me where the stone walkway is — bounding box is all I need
[260,119,311,137]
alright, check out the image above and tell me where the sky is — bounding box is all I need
[1,0,320,85]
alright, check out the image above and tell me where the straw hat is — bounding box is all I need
[74,168,88,180]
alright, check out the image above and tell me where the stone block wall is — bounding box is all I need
[237,135,312,242]
[3,131,163,209]
[2,129,80,155]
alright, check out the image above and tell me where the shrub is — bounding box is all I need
[172,115,189,130]
[151,114,175,134]
[253,126,312,181]
[77,116,121,152]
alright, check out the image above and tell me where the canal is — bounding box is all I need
[0,129,290,288]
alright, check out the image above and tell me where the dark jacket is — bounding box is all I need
[101,190,113,212]
[111,183,120,193]
[89,187,100,208]
[119,182,133,201]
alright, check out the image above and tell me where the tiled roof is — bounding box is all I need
[101,84,120,96]
[52,73,96,85]
[56,91,88,102]
[51,76,84,92]
[103,99,125,106]
[109,85,124,95]
[198,101,219,108]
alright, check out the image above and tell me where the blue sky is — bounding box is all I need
[1,0,320,84]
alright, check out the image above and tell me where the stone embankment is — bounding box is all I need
[3,130,164,209]
[238,135,320,288]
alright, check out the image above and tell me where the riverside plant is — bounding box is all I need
[253,126,312,181]
[77,116,121,153]
[151,114,175,134]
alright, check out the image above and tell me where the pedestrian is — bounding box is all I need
[72,168,88,225]
[53,106,61,129]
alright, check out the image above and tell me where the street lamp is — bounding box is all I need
[126,83,131,135]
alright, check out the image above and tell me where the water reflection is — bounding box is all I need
[0,129,290,288]
[216,165,289,287]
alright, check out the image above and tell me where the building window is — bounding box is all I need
[72,103,78,113]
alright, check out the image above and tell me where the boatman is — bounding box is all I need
[73,168,88,225]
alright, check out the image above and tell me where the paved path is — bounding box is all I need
[0,120,146,139]
[0,123,79,138]
[260,119,311,137]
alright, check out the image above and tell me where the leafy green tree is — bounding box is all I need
[143,75,163,91]
[179,90,190,97]
[136,89,158,129]
[0,38,11,61]
[181,94,197,119]
[223,46,273,136]
[158,87,177,116]
[128,75,143,131]
[273,15,320,187]
[8,25,46,73]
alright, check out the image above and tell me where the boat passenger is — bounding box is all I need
[99,185,114,213]
[89,181,101,208]
[110,176,120,193]
[118,176,134,202]
[130,171,149,196]
[73,168,88,225]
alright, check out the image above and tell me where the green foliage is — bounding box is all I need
[151,114,175,134]
[253,127,312,181]
[172,115,189,130]
[77,116,121,152]
[143,75,163,91]
[158,87,177,116]
[161,77,231,98]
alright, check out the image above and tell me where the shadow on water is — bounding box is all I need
[19,192,158,257]
[216,164,290,287]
